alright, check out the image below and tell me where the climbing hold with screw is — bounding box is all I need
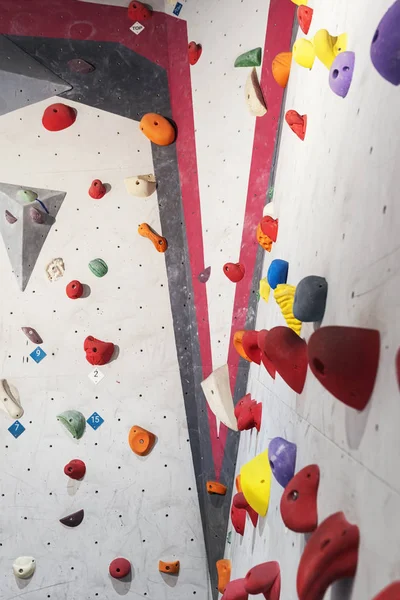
[88,258,108,277]
[223,262,245,283]
[280,464,320,533]
[68,58,95,73]
[64,459,86,480]
[21,327,43,344]
[268,437,297,488]
[297,5,313,34]
[138,223,168,253]
[0,379,23,419]
[235,394,262,432]
[84,336,115,366]
[234,48,262,67]
[293,38,316,69]
[5,210,17,223]
[109,557,132,579]
[129,425,156,456]
[198,266,211,283]
[189,41,202,65]
[240,449,272,516]
[231,504,246,536]
[272,52,292,87]
[57,410,86,439]
[159,560,180,575]
[128,0,152,21]
[217,559,231,594]
[139,113,176,146]
[329,51,355,98]
[30,206,44,224]
[285,110,307,141]
[313,29,348,69]
[42,103,76,131]
[13,557,36,579]
[293,276,328,322]
[245,68,267,117]
[370,0,400,85]
[207,481,227,495]
[17,189,38,203]
[259,216,278,242]
[88,179,106,199]
[124,174,156,198]
[60,509,84,527]
[66,280,84,299]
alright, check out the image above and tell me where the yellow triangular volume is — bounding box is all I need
[240,450,272,516]
[274,284,302,335]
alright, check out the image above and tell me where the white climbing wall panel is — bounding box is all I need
[0,99,209,598]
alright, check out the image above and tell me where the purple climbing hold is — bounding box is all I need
[370,0,400,85]
[68,58,95,74]
[21,327,43,345]
[198,266,211,283]
[30,207,44,224]
[5,210,17,224]
[268,437,297,488]
[329,51,355,98]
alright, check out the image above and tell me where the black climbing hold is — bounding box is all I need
[293,276,328,322]
[59,509,84,528]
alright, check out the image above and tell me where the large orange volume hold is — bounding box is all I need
[159,560,180,574]
[217,559,231,593]
[128,425,156,456]
[139,113,176,146]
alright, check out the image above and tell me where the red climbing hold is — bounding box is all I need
[42,103,76,131]
[257,330,277,379]
[89,179,106,199]
[297,511,360,600]
[373,582,400,600]
[222,578,249,600]
[231,503,246,536]
[109,557,131,579]
[234,393,253,418]
[233,492,258,527]
[223,262,245,283]
[263,327,308,393]
[297,6,313,35]
[235,397,262,432]
[260,216,279,243]
[308,326,380,410]
[66,280,83,299]
[245,562,281,600]
[285,110,307,141]
[280,464,319,533]
[84,336,115,366]
[242,330,262,365]
[127,0,152,21]
[64,459,86,480]
[188,42,202,65]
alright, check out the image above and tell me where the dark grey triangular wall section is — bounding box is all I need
[0,182,66,290]
[0,35,71,116]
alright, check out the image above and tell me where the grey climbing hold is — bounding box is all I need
[67,58,95,74]
[89,258,108,278]
[60,509,84,527]
[21,327,43,344]
[198,266,211,283]
[0,379,23,419]
[13,556,36,579]
[17,189,38,203]
[57,410,86,439]
[29,206,44,224]
[5,210,17,224]
[234,48,262,68]
[293,276,328,322]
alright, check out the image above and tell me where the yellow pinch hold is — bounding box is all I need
[259,278,271,303]
[274,284,302,335]
[293,38,316,69]
[240,450,272,517]
[313,29,348,69]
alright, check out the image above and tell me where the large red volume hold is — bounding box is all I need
[260,216,279,242]
[245,562,281,600]
[42,103,76,131]
[280,465,320,533]
[297,511,360,600]
[373,582,400,599]
[84,336,115,366]
[308,326,380,410]
[127,0,152,21]
[232,492,258,528]
[264,327,307,393]
[258,330,277,379]
[231,504,246,536]
[222,578,249,600]
[242,330,262,364]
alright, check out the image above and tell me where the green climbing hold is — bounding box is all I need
[234,48,262,68]
[17,189,38,203]
[89,258,108,278]
[226,530,232,544]
[57,410,86,439]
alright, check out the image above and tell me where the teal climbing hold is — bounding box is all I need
[57,410,86,439]
[88,258,108,277]
[17,189,38,203]
[234,48,262,67]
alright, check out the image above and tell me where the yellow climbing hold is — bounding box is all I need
[291,0,307,5]
[313,29,348,69]
[274,284,302,335]
[240,450,272,517]
[259,278,271,303]
[293,38,316,69]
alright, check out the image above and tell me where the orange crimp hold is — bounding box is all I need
[159,560,180,575]
[235,474,242,492]
[256,223,273,251]
[233,331,251,362]
[217,559,232,593]
[207,481,227,495]
[138,223,168,253]
[128,425,156,456]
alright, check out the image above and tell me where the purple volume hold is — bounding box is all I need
[268,437,297,488]
[370,0,400,85]
[329,52,355,98]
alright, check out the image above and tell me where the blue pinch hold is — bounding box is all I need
[267,259,289,289]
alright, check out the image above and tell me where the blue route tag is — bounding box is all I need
[30,347,47,363]
[173,2,183,15]
[87,412,104,431]
[8,420,25,438]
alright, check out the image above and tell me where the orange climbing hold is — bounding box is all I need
[217,559,232,594]
[285,110,307,141]
[207,481,227,495]
[159,560,180,575]
[128,425,156,456]
[139,113,176,146]
[235,474,242,492]
[138,223,168,253]
[272,52,292,88]
[233,331,251,362]
[256,223,273,252]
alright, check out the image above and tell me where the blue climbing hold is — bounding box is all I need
[267,259,289,289]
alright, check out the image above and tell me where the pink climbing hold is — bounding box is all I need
[89,179,106,199]
[64,459,86,480]
[245,562,281,600]
[188,42,202,65]
[223,262,245,283]
[42,103,76,131]
[109,557,131,579]
[222,578,249,600]
[30,207,44,224]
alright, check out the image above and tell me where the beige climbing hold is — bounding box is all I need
[124,174,156,198]
[274,284,302,335]
[0,379,23,419]
[245,68,267,117]
[201,364,238,431]
[13,556,36,579]
[46,258,65,281]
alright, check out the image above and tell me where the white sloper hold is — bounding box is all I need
[200,364,238,431]
[124,174,156,198]
[245,68,267,117]
[13,556,36,579]
[0,379,23,419]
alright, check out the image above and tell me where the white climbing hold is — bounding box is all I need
[124,174,156,198]
[13,556,36,579]
[46,257,65,281]
[245,68,267,117]
[0,379,23,419]
[201,364,238,431]
[263,201,275,218]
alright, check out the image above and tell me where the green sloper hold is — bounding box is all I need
[17,189,38,203]
[88,258,108,277]
[234,47,262,68]
[57,410,86,439]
